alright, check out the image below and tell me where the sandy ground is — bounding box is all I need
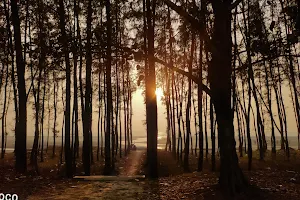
[27,150,147,200]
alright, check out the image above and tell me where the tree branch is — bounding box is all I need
[121,46,212,96]
[162,0,213,53]
[230,0,244,10]
[252,84,283,135]
[235,54,300,71]
[163,0,202,32]
[154,57,211,96]
[26,69,38,101]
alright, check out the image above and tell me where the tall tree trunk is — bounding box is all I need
[46,80,51,154]
[193,93,197,156]
[73,0,80,165]
[29,12,42,172]
[243,1,265,159]
[4,0,18,156]
[209,1,247,193]
[184,32,195,171]
[3,86,11,157]
[97,66,102,161]
[83,0,92,176]
[38,2,47,162]
[204,93,208,160]
[1,62,9,159]
[52,74,57,158]
[197,36,203,171]
[58,0,72,177]
[174,75,182,161]
[146,0,158,178]
[265,60,276,154]
[40,72,46,162]
[60,96,65,164]
[104,0,112,174]
[11,0,27,173]
[122,64,127,155]
[210,99,215,171]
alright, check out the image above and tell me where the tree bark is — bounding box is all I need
[209,1,247,194]
[104,0,112,174]
[11,0,27,173]
[146,0,158,178]
[83,0,92,176]
[58,0,72,177]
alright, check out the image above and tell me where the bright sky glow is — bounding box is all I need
[155,87,163,102]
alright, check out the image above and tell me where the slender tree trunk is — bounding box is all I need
[204,93,208,160]
[60,105,65,164]
[1,62,9,159]
[210,100,215,171]
[29,11,42,171]
[236,103,243,157]
[52,74,57,158]
[3,86,11,157]
[184,32,195,171]
[97,66,102,161]
[101,73,105,157]
[58,0,72,177]
[73,0,80,165]
[122,64,127,155]
[197,36,203,171]
[83,0,92,176]
[104,0,112,174]
[265,60,276,154]
[40,71,46,162]
[174,75,182,161]
[46,81,51,154]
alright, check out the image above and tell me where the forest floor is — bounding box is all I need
[1,148,300,199]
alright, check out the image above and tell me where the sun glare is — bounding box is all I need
[155,88,164,101]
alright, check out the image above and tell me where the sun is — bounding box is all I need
[155,88,164,101]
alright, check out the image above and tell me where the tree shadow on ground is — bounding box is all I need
[196,184,277,200]
[141,179,161,200]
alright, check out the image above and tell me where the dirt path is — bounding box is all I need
[27,150,150,200]
[120,150,144,176]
